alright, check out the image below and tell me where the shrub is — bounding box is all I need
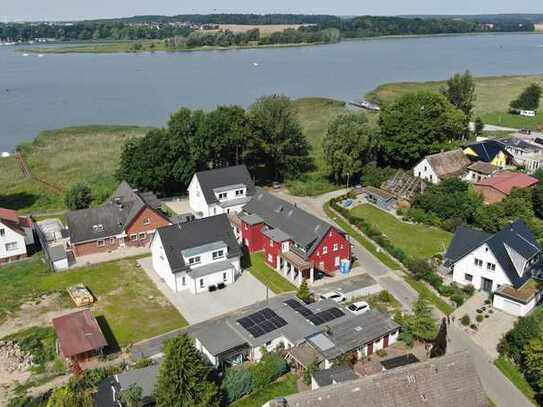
[64,183,93,210]
[489,309,494,314]
[462,284,475,296]
[485,314,490,318]
[460,314,470,326]
[470,324,478,330]
[134,358,153,369]
[376,349,387,357]
[484,299,492,305]
[249,351,289,390]
[222,366,255,404]
[476,315,484,322]
[451,293,465,307]
[476,309,483,314]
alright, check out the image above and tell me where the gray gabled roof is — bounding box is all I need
[242,188,337,258]
[195,165,255,205]
[312,365,358,387]
[445,220,541,288]
[66,181,166,243]
[115,363,161,403]
[281,352,488,407]
[156,214,241,274]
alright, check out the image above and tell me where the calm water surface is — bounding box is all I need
[1,33,543,151]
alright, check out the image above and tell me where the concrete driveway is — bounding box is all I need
[138,257,275,324]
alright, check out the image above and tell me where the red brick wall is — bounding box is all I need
[241,221,265,252]
[473,185,507,204]
[71,237,119,257]
[0,253,27,265]
[125,207,170,235]
[309,227,351,274]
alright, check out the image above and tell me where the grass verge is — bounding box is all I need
[0,255,187,345]
[231,373,298,407]
[248,253,297,294]
[495,356,536,405]
[404,275,454,315]
[350,204,452,258]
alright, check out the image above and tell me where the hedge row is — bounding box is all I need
[330,195,470,306]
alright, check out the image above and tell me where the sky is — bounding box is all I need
[0,0,541,22]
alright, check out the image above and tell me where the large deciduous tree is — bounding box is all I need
[154,334,220,407]
[377,91,465,168]
[322,113,374,184]
[64,183,93,210]
[442,71,476,136]
[248,95,311,181]
[510,83,542,111]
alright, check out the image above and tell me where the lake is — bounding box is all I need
[1,32,543,151]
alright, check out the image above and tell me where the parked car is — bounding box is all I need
[319,291,346,303]
[347,301,370,315]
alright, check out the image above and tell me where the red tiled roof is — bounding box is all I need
[475,171,539,195]
[0,208,19,223]
[52,310,107,358]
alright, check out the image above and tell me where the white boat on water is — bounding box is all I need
[22,53,29,57]
[252,62,259,67]
[38,54,44,58]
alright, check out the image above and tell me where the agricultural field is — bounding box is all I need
[367,74,543,130]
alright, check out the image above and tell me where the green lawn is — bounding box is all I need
[495,356,537,405]
[0,125,149,214]
[350,204,452,259]
[0,255,187,345]
[366,73,543,130]
[22,40,167,54]
[248,253,297,294]
[231,373,298,407]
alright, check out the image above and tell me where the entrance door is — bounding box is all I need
[383,335,389,348]
[367,342,373,355]
[481,277,493,293]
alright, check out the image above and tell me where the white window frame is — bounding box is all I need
[465,273,473,282]
[487,262,496,271]
[189,256,201,266]
[138,232,147,240]
[269,239,274,247]
[235,189,244,196]
[333,243,339,252]
[212,250,224,260]
[223,272,227,282]
[96,239,105,248]
[130,233,138,241]
[322,246,328,255]
[5,242,18,251]
[143,217,151,226]
[218,192,227,200]
[334,256,340,266]
[109,237,116,245]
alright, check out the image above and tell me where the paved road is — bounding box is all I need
[274,187,533,407]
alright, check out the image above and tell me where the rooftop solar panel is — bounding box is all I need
[238,316,255,329]
[237,308,288,338]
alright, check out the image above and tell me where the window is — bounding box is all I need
[96,240,105,248]
[487,262,496,271]
[235,189,244,196]
[212,250,224,260]
[223,272,227,282]
[424,166,427,171]
[189,256,201,265]
[109,237,116,245]
[200,279,204,288]
[322,246,328,255]
[474,258,483,267]
[335,256,340,266]
[5,242,18,251]
[465,273,473,282]
[143,217,151,226]
[0,228,4,237]
[267,254,273,263]
[333,243,339,252]
[138,232,147,240]
[130,233,138,241]
[269,239,274,247]
[218,192,227,200]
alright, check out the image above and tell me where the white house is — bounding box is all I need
[151,214,242,294]
[443,220,543,316]
[188,165,255,218]
[413,149,471,185]
[0,208,34,265]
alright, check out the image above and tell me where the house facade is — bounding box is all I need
[0,208,34,265]
[473,171,539,204]
[188,165,255,218]
[464,139,510,168]
[413,149,471,185]
[443,220,543,316]
[151,214,241,294]
[232,188,351,284]
[66,181,170,258]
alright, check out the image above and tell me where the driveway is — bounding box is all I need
[138,257,275,324]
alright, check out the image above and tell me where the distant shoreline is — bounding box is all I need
[18,31,543,55]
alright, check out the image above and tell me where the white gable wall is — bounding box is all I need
[0,221,27,260]
[151,233,178,291]
[452,243,513,292]
[413,158,440,185]
[188,175,211,218]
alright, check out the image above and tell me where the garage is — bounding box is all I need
[495,296,522,316]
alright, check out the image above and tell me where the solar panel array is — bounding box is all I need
[237,308,288,338]
[284,299,345,326]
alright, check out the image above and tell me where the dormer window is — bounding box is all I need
[189,256,201,265]
[235,189,244,196]
[218,192,227,200]
[212,250,225,260]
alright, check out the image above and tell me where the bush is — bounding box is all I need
[222,366,255,404]
[249,351,289,390]
[484,299,492,305]
[134,358,153,369]
[64,183,93,210]
[462,284,475,296]
[476,315,484,322]
[470,324,478,330]
[476,309,483,314]
[485,314,490,318]
[451,293,465,307]
[460,314,470,326]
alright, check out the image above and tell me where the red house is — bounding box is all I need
[232,188,351,284]
[66,181,171,258]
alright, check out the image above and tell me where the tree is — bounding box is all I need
[121,384,143,407]
[378,91,465,168]
[442,71,476,137]
[430,318,448,358]
[533,185,543,219]
[523,338,543,394]
[303,359,320,386]
[406,296,437,341]
[510,84,542,111]
[64,183,93,210]
[296,279,311,303]
[474,116,484,137]
[154,334,220,407]
[322,113,374,183]
[222,366,254,404]
[47,386,94,407]
[248,95,312,181]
